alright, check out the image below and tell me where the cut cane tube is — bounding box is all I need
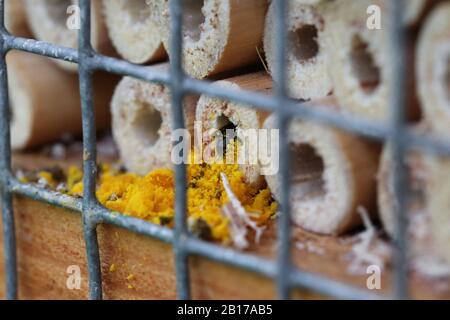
[102,0,166,64]
[153,0,268,79]
[428,157,450,269]
[24,0,114,71]
[378,138,450,277]
[417,2,450,137]
[8,51,113,150]
[263,111,379,235]
[111,65,197,175]
[5,0,30,37]
[323,0,420,122]
[264,0,332,100]
[404,0,428,27]
[195,72,272,188]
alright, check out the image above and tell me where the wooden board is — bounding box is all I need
[0,150,449,300]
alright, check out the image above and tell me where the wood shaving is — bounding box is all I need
[296,241,326,256]
[347,207,391,275]
[220,172,266,250]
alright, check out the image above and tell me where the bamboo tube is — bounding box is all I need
[102,0,166,64]
[263,109,379,235]
[153,0,268,79]
[8,51,113,150]
[417,2,450,138]
[378,140,450,277]
[289,0,430,26]
[5,0,30,37]
[428,156,450,268]
[24,0,114,71]
[195,72,272,188]
[404,0,429,27]
[111,65,197,175]
[264,0,333,100]
[323,0,420,122]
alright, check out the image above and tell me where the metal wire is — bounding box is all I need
[169,0,191,300]
[273,0,292,300]
[388,0,409,299]
[78,0,103,300]
[0,0,17,301]
[0,0,446,300]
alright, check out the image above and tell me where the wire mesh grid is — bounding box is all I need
[1,0,449,300]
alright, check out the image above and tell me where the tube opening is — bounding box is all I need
[349,34,381,94]
[125,0,150,22]
[183,0,206,42]
[215,114,237,157]
[46,0,74,25]
[290,143,326,200]
[132,105,162,148]
[216,114,237,134]
[289,25,320,63]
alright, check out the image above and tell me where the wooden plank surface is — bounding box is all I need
[0,151,448,300]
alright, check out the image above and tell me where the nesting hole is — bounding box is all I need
[132,105,162,147]
[216,114,237,135]
[215,114,237,158]
[125,0,150,22]
[289,25,320,63]
[349,34,381,94]
[290,143,326,200]
[46,0,74,25]
[183,0,206,42]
